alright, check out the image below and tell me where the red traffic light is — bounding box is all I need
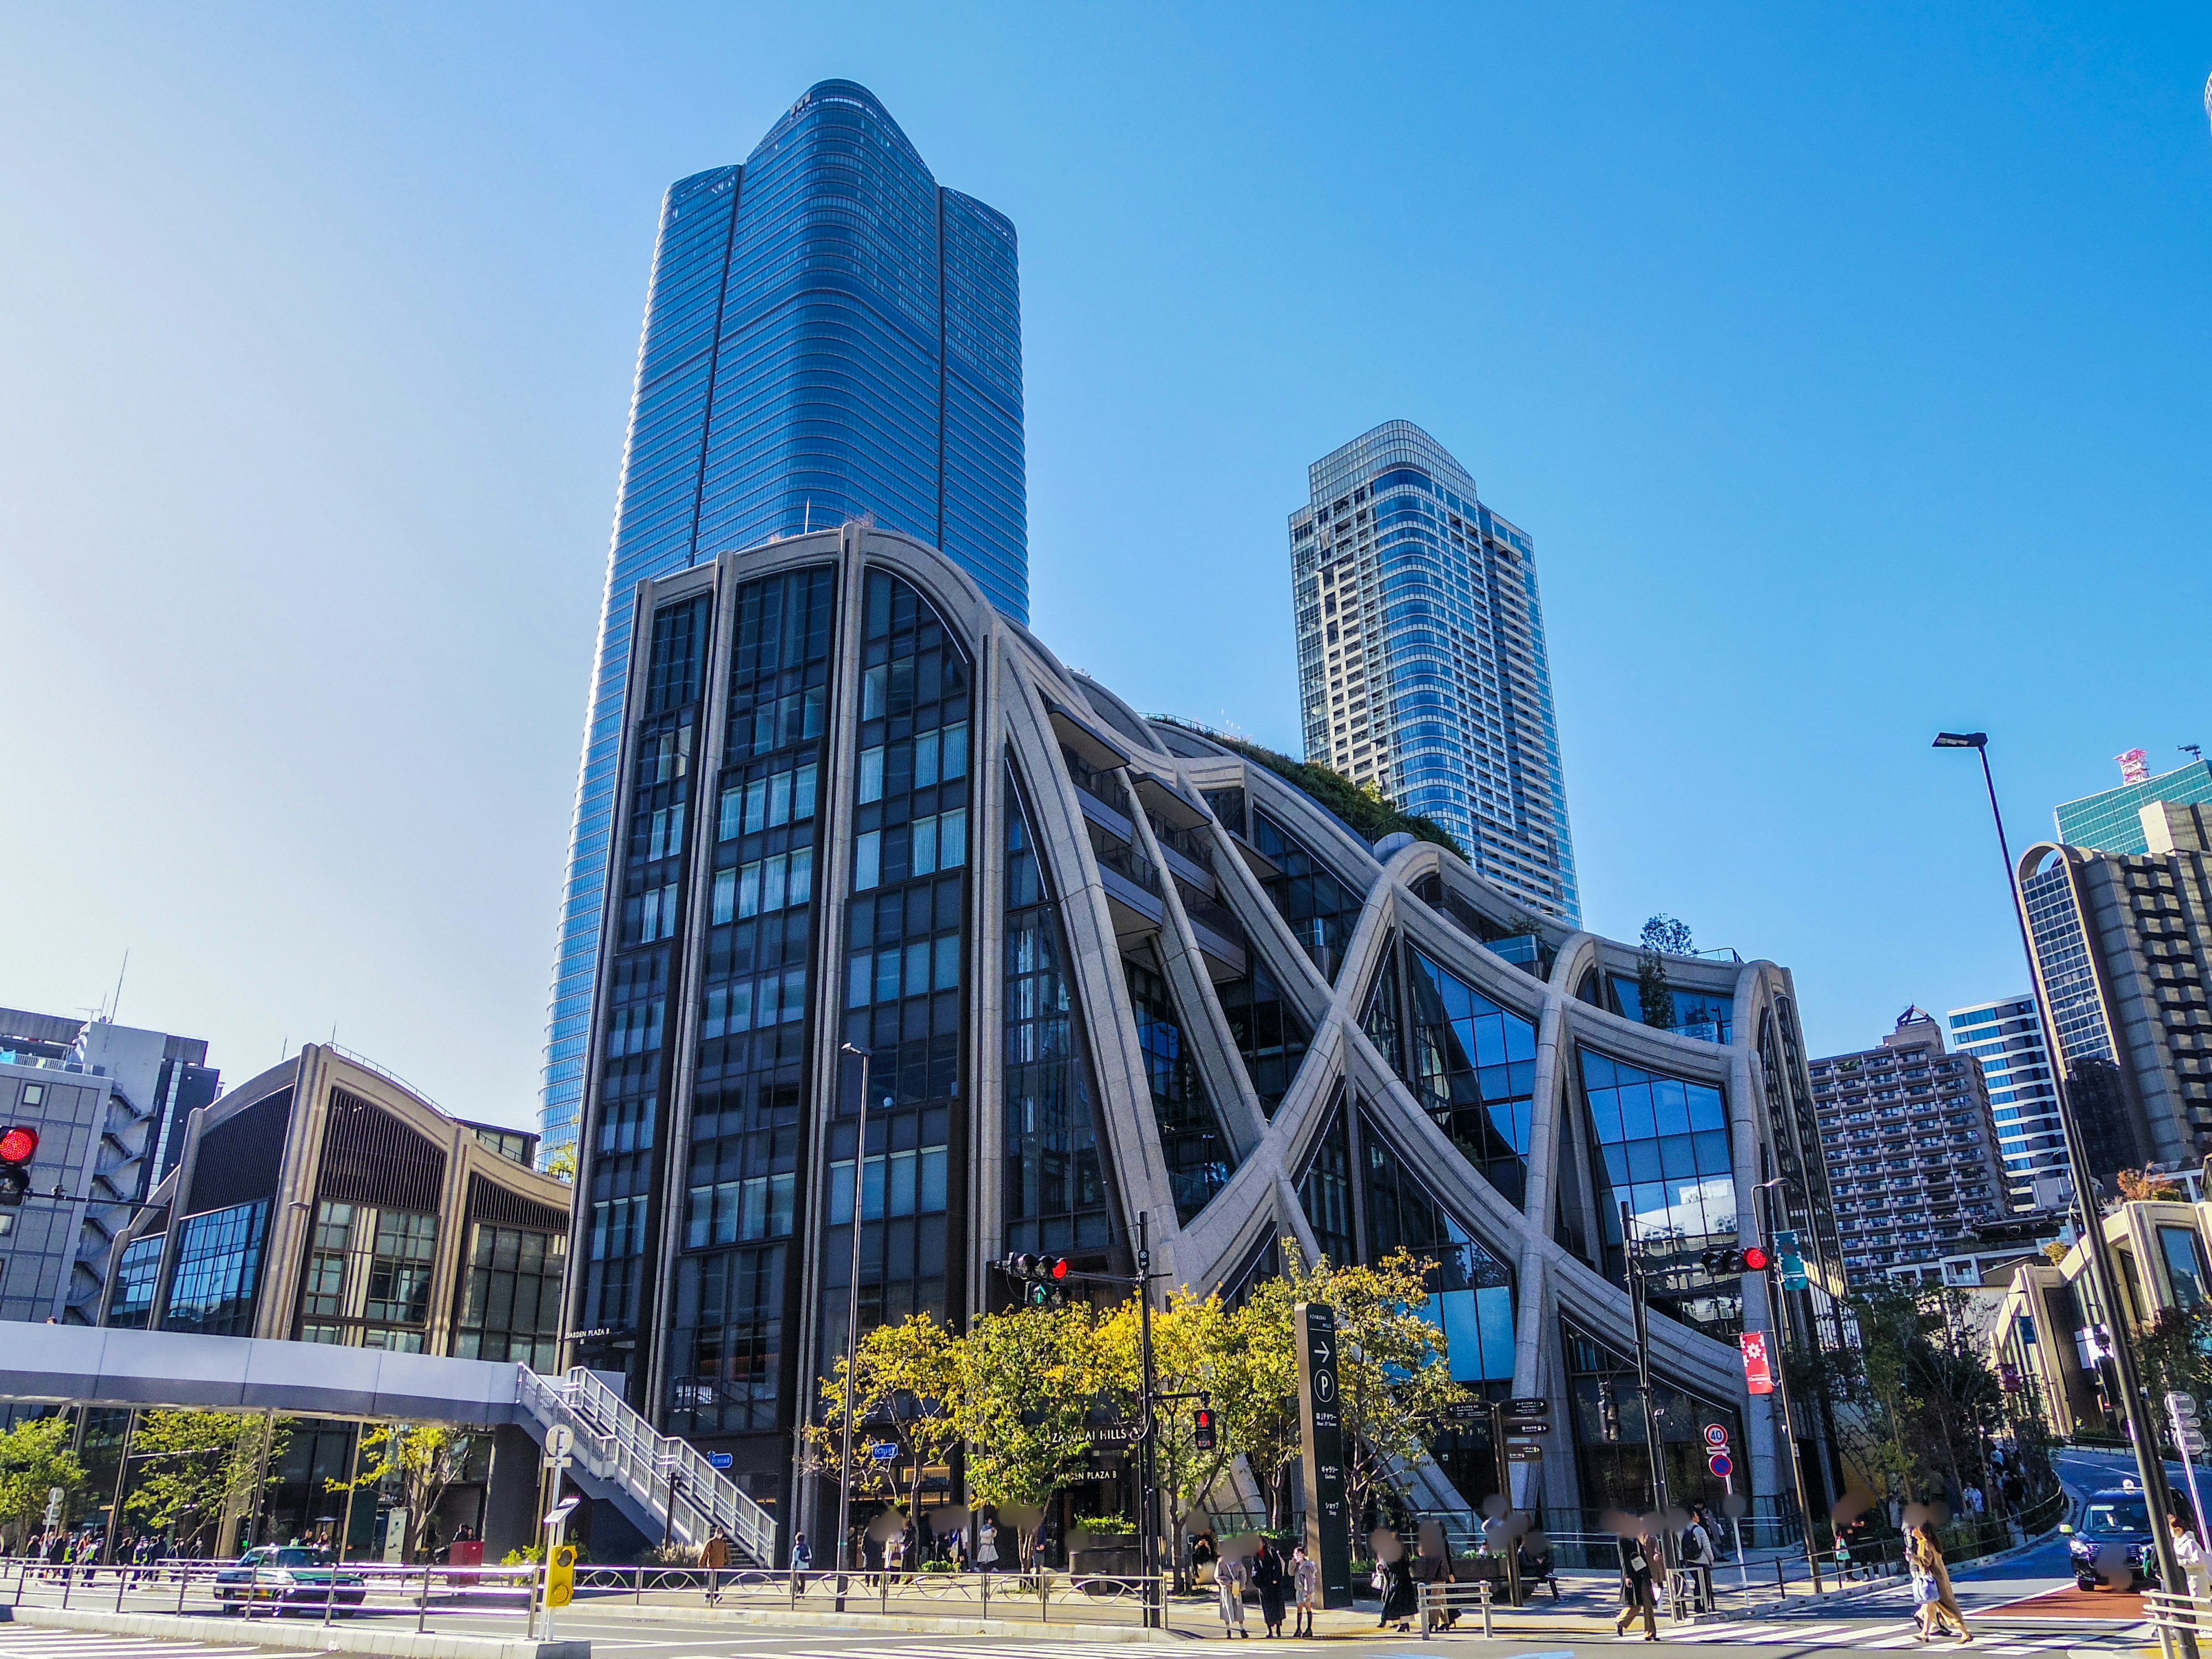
[1193,1407,1216,1450]
[1050,1257,1070,1281]
[1742,1245,1771,1272]
[0,1127,37,1165]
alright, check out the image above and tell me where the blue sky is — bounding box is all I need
[2,3,2206,1124]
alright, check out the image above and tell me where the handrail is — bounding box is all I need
[516,1366,776,1568]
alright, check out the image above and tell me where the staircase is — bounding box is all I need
[516,1366,776,1567]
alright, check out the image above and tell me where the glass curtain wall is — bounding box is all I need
[297,1202,438,1350]
[1360,1110,1514,1384]
[1562,1322,1743,1524]
[1298,1089,1357,1266]
[162,1200,270,1336]
[1211,946,1312,1117]
[671,566,834,1435]
[456,1225,568,1370]
[1249,809,1363,983]
[818,570,971,1376]
[1003,768,1113,1258]
[1123,950,1236,1224]
[1579,1049,1743,1340]
[1406,947,1537,1206]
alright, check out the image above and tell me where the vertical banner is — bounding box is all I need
[1739,1331,1775,1396]
[1295,1301,1353,1607]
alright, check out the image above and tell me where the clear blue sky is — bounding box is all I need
[2,3,2206,1126]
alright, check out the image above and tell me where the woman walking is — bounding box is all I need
[1909,1520,1970,1641]
[2172,1509,2211,1606]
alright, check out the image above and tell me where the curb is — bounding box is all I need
[563,1597,1189,1642]
[7,1604,589,1659]
[1685,1528,2061,1624]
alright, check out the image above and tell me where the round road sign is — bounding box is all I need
[1707,1452,1733,1479]
[1703,1423,1730,1448]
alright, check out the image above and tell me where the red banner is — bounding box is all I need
[1740,1331,1775,1395]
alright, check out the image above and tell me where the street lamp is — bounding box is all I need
[1934,731,2194,1652]
[833,1041,873,1613]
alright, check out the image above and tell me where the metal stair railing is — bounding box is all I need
[516,1365,775,1567]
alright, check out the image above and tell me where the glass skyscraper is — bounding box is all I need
[1946,994,2063,1209]
[540,81,1026,1158]
[2055,756,2212,854]
[1289,421,1578,922]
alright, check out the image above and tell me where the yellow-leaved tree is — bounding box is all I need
[804,1310,964,1520]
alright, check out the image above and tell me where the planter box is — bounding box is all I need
[1068,1544,1143,1584]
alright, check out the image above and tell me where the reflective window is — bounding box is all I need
[2161,1225,2209,1309]
[1408,948,1537,1206]
[295,1201,438,1351]
[163,1200,269,1337]
[1563,1322,1742,1520]
[1124,952,1235,1224]
[1297,1092,1356,1266]
[1210,945,1312,1118]
[108,1234,163,1330]
[1249,809,1362,982]
[1003,767,1111,1256]
[1362,1110,1514,1382]
[455,1224,567,1372]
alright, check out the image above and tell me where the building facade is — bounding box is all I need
[104,1045,570,1368]
[1946,995,2066,1210]
[0,1012,219,1325]
[2018,800,2212,1183]
[2056,753,2212,854]
[1808,1010,2009,1282]
[1288,421,1578,923]
[568,521,1843,1551]
[541,78,1026,1162]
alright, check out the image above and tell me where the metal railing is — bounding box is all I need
[1,1556,537,1630]
[567,1562,1170,1624]
[516,1365,776,1567]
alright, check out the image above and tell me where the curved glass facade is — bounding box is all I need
[543,81,1024,1160]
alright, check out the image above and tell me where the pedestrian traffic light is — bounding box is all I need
[1596,1380,1622,1443]
[546,1543,575,1607]
[0,1126,37,1207]
[1193,1408,1216,1451]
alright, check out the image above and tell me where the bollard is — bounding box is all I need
[176,1563,187,1616]
[115,1566,127,1612]
[981,1568,989,1619]
[418,1561,431,1633]
[1775,1557,1785,1597]
[60,1565,71,1609]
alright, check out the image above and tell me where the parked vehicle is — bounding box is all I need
[214,1546,368,1613]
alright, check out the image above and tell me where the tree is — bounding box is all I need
[1096,1286,1243,1566]
[125,1410,290,1556]
[543,1145,577,1183]
[953,1302,1124,1508]
[804,1312,964,1520]
[329,1424,474,1562]
[0,1415,88,1550]
[1637,916,1694,1032]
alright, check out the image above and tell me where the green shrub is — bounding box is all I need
[1153,719,1465,858]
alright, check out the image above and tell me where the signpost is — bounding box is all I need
[2169,1393,2208,1548]
[1490,1398,1551,1606]
[1703,1423,1751,1602]
[1294,1302,1353,1608]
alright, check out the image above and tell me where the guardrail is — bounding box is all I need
[569,1562,1170,1624]
[0,1556,537,1630]
[2145,1588,2212,1637]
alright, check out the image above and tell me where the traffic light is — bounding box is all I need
[1699,1244,1771,1275]
[546,1543,575,1607]
[1193,1408,1217,1451]
[1001,1253,1071,1308]
[1596,1380,1622,1443]
[0,1126,37,1208]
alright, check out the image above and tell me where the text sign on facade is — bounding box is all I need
[1295,1301,1353,1608]
[1739,1331,1775,1396]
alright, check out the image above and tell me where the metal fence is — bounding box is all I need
[0,1556,537,1630]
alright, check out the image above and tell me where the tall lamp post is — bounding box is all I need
[832,1042,873,1613]
[1934,731,2193,1654]
[1754,1177,1821,1593]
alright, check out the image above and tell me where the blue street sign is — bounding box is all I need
[707,1452,733,1469]
[870,1442,899,1462]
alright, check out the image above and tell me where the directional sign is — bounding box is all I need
[1296,1302,1352,1608]
[1708,1452,1734,1479]
[1445,1400,1487,1422]
[709,1450,734,1469]
[1506,1398,1548,1414]
[1504,1421,1552,1435]
[1506,1445,1545,1463]
[1703,1424,1730,1449]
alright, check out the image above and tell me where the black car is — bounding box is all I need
[2063,1486,2163,1592]
[214,1546,368,1613]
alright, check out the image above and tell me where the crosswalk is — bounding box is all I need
[1642,1616,2153,1650]
[0,1633,276,1659]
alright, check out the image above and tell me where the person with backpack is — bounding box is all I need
[1680,1509,1715,1611]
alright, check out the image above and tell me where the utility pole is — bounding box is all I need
[1754,1180,1821,1593]
[1936,732,2195,1658]
[1138,1211,1158,1630]
[1621,1202,1671,1524]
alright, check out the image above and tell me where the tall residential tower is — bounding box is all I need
[1289,422,1577,923]
[1946,994,2066,1209]
[541,81,1025,1159]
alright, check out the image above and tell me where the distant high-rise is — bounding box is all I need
[1946,994,2065,1209]
[2055,752,2212,854]
[1289,421,1577,923]
[540,81,1025,1158]
[1808,1009,2009,1282]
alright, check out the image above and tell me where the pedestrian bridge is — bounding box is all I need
[1,1323,774,1568]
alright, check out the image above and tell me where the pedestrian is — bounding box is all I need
[1192,1529,1218,1588]
[975,1516,998,1574]
[1378,1548,1416,1633]
[1251,1538,1286,1638]
[1217,1547,1249,1638]
[1291,1545,1318,1638]
[1908,1520,1969,1641]
[887,1528,907,1581]
[2172,1510,2211,1606]
[700,1527,730,1604]
[1613,1529,1657,1642]
[791,1529,813,1594]
[1681,1508,1715,1607]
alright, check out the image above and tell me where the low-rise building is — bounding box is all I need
[1809,1009,2009,1283]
